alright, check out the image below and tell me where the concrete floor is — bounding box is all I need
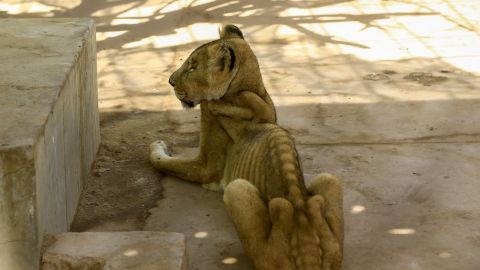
[2,1,480,269]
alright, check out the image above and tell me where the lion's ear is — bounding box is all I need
[207,42,239,99]
[211,43,236,72]
[219,24,244,39]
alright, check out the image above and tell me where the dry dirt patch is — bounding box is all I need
[70,111,191,231]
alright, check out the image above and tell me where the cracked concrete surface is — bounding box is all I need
[2,0,479,269]
[42,232,187,270]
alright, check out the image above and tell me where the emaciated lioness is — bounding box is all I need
[150,25,343,270]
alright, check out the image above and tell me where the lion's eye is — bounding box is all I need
[188,66,196,72]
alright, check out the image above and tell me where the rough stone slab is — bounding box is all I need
[276,99,480,146]
[299,143,480,270]
[0,18,100,270]
[41,232,187,270]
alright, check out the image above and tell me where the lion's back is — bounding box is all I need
[222,124,304,200]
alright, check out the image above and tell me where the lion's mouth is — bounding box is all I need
[181,99,195,108]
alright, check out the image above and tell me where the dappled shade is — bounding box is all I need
[3,1,479,269]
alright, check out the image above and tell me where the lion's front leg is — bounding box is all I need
[150,103,230,184]
[150,140,209,183]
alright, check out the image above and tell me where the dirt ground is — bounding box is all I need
[71,112,166,232]
[2,1,480,269]
[70,108,202,233]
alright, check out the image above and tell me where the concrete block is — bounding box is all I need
[0,18,100,270]
[41,232,187,270]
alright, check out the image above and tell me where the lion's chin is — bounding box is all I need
[181,99,195,109]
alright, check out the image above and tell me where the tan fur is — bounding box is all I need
[150,24,343,270]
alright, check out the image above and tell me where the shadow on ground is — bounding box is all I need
[71,92,480,268]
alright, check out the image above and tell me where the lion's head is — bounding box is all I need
[168,24,265,108]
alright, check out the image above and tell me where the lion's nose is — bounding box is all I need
[168,77,175,87]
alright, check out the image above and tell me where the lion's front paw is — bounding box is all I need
[150,140,171,163]
[202,181,223,192]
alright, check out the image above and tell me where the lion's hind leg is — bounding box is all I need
[223,179,295,270]
[223,179,270,253]
[307,173,344,269]
[307,173,343,242]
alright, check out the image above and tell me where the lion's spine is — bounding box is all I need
[267,128,322,270]
[267,128,306,207]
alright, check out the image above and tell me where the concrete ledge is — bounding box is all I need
[42,232,187,270]
[0,18,100,270]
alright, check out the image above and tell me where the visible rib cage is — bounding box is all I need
[225,126,270,198]
[225,124,308,203]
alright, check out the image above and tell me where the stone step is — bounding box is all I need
[41,232,187,270]
[0,18,100,270]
